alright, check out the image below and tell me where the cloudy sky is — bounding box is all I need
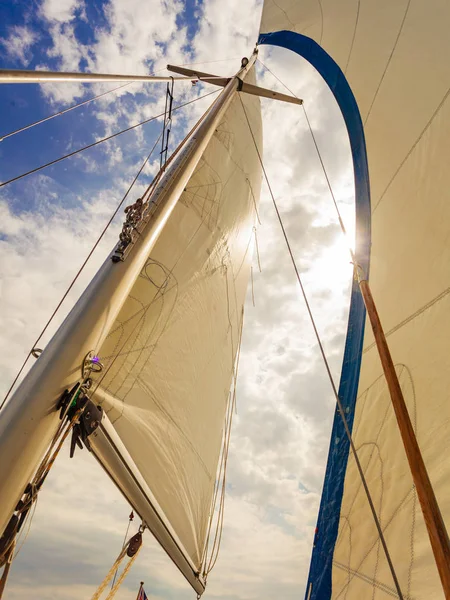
[0,0,355,598]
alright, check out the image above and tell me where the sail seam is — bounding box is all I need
[363,284,450,354]
[373,85,450,213]
[344,0,360,75]
[363,0,412,126]
[333,561,407,599]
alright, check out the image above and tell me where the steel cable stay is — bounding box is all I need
[238,93,405,600]
[0,129,165,410]
[0,89,220,188]
[0,82,132,142]
[1,84,220,408]
[0,57,238,143]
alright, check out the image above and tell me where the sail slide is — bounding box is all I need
[259,1,450,599]
[88,66,262,589]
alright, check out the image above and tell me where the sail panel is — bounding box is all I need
[92,69,262,573]
[260,2,450,599]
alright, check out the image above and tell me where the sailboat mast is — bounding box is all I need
[0,51,258,537]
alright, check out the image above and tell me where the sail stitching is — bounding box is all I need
[373,85,450,213]
[344,0,360,75]
[363,284,450,354]
[333,561,411,599]
[363,0,412,126]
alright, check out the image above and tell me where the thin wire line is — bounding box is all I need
[180,56,241,67]
[0,89,220,189]
[257,58,356,264]
[0,83,132,142]
[111,514,133,589]
[238,94,404,600]
[0,130,163,410]
[0,61,224,143]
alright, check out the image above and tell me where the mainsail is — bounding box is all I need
[90,66,263,579]
[259,1,450,599]
[0,57,262,594]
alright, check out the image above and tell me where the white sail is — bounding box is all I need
[259,1,450,599]
[0,57,261,595]
[91,65,262,574]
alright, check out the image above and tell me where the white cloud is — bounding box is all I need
[40,0,85,23]
[0,25,37,66]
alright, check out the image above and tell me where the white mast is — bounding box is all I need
[0,52,257,545]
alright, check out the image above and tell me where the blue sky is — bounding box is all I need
[0,1,355,598]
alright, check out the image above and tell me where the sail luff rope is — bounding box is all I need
[0,131,163,410]
[0,89,220,189]
[238,94,405,600]
[0,403,85,585]
[0,541,15,600]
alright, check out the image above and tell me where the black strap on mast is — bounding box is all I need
[160,77,174,170]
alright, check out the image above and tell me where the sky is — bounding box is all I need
[0,1,355,599]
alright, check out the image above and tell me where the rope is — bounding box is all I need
[104,547,141,600]
[90,535,142,600]
[203,313,244,576]
[0,541,15,600]
[238,93,404,600]
[111,513,134,589]
[0,89,220,189]
[0,404,84,574]
[256,58,355,263]
[0,130,163,410]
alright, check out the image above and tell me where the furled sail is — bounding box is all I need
[90,67,262,583]
[259,2,450,599]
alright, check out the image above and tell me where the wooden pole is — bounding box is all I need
[358,278,450,598]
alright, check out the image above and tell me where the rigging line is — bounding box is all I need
[238,95,405,600]
[0,83,132,143]
[180,56,242,67]
[111,513,134,590]
[0,89,220,189]
[205,317,243,576]
[0,130,163,411]
[257,58,355,263]
[0,66,171,143]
